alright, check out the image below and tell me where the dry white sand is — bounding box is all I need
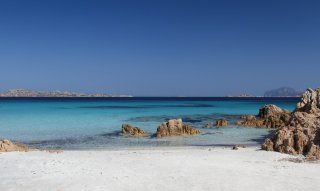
[0,147,319,191]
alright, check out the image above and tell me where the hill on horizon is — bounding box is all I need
[264,87,302,97]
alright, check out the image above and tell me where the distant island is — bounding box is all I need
[0,89,133,98]
[264,87,302,97]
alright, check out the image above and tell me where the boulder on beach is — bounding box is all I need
[262,88,320,160]
[0,139,28,152]
[156,119,200,138]
[121,124,147,137]
[236,104,291,128]
[215,119,228,127]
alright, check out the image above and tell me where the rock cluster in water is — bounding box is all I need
[156,119,201,138]
[121,119,201,138]
[121,124,148,137]
[262,88,320,160]
[236,104,291,128]
[0,139,28,152]
[215,119,228,127]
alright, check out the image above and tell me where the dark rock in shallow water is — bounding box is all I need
[262,88,320,160]
[121,124,148,137]
[203,122,213,128]
[156,119,200,138]
[232,145,246,150]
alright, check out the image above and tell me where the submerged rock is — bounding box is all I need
[215,119,228,127]
[236,104,291,128]
[203,122,213,128]
[121,124,147,137]
[262,88,320,160]
[0,139,28,152]
[156,119,200,138]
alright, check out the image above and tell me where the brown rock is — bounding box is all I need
[236,104,291,128]
[261,138,274,151]
[121,124,147,137]
[296,88,320,114]
[262,88,320,159]
[0,139,28,152]
[258,105,291,128]
[215,119,228,127]
[156,119,200,138]
[236,115,265,127]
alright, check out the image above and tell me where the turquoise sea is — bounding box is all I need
[0,97,298,150]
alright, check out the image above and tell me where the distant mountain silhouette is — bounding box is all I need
[264,87,302,97]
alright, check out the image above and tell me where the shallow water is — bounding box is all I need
[0,97,298,149]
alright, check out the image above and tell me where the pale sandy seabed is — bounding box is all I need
[0,147,319,191]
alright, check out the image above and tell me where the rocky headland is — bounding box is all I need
[264,87,302,97]
[262,88,320,160]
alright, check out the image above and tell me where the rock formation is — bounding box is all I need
[121,124,147,137]
[156,119,200,138]
[215,119,228,127]
[262,88,320,160]
[0,139,28,152]
[236,104,291,128]
[236,115,265,127]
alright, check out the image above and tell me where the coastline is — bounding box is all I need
[1,147,319,191]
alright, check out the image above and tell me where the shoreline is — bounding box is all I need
[25,142,264,151]
[1,147,319,191]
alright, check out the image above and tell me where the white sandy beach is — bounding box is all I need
[0,147,319,191]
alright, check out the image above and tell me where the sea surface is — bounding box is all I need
[0,97,299,150]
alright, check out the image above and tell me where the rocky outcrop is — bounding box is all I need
[296,88,320,114]
[121,124,147,137]
[262,88,320,160]
[215,119,228,127]
[236,115,265,127]
[156,119,200,138]
[0,139,28,152]
[236,104,291,128]
[258,104,291,128]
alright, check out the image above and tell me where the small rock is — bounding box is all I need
[215,119,228,127]
[121,124,147,137]
[232,145,246,150]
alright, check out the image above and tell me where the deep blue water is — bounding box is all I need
[0,97,299,149]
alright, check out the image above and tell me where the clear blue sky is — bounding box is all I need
[0,0,319,96]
